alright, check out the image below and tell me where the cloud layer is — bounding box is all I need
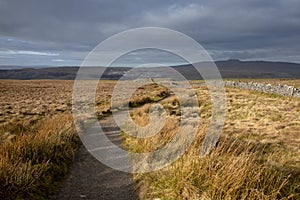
[0,0,300,66]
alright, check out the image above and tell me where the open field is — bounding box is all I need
[0,80,169,125]
[0,80,170,199]
[122,82,300,199]
[0,80,105,199]
[0,79,299,199]
[0,80,116,125]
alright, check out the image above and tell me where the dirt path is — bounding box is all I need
[55,114,137,200]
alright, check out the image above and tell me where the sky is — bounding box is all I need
[0,0,300,67]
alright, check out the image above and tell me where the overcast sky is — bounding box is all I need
[0,0,300,67]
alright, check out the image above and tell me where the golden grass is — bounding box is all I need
[0,114,80,199]
[110,82,170,110]
[0,80,117,199]
[1,79,299,199]
[134,138,296,200]
[122,84,300,200]
[0,80,118,124]
[224,88,300,157]
[0,80,172,199]
[0,80,113,199]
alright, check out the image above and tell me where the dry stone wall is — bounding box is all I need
[225,81,300,98]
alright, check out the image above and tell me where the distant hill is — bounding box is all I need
[0,60,300,80]
[173,60,300,79]
[0,66,130,80]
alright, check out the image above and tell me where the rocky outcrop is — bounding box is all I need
[225,81,300,98]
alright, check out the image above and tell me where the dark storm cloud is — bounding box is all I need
[0,0,300,65]
[0,0,172,45]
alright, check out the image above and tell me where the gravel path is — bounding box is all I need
[55,114,137,200]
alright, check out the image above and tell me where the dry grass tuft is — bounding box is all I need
[135,138,297,200]
[0,114,80,199]
[122,83,300,199]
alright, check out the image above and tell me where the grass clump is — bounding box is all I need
[122,85,299,199]
[132,136,298,200]
[0,114,80,199]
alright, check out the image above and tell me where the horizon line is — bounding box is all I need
[1,59,300,69]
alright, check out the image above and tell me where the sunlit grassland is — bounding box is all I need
[0,79,299,199]
[122,84,300,200]
[0,80,171,199]
[0,114,80,199]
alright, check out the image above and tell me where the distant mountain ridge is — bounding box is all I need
[0,60,300,80]
[174,60,300,79]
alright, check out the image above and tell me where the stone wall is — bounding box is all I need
[225,81,300,98]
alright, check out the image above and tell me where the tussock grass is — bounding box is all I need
[0,80,172,199]
[1,79,299,199]
[122,84,300,199]
[134,137,297,200]
[115,83,170,109]
[0,114,80,199]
